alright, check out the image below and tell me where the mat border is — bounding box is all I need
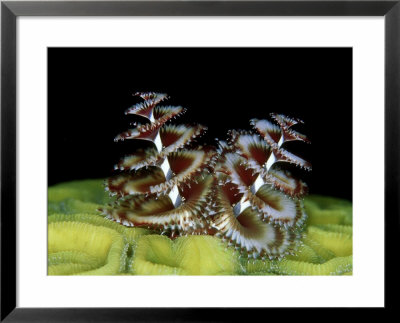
[1,1,398,321]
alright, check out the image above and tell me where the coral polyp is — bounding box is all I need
[100,92,311,260]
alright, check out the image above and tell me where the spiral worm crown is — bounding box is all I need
[101,92,311,259]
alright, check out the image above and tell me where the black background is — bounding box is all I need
[48,48,352,201]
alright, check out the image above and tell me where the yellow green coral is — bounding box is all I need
[48,221,127,275]
[131,235,239,275]
[48,179,353,275]
[304,195,352,226]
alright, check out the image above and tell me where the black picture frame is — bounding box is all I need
[1,0,398,321]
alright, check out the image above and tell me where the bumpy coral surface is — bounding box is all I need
[48,179,352,275]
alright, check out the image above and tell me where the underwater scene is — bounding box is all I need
[48,48,352,276]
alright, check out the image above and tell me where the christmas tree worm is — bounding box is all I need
[100,92,311,260]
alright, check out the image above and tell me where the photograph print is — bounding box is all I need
[48,48,352,276]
